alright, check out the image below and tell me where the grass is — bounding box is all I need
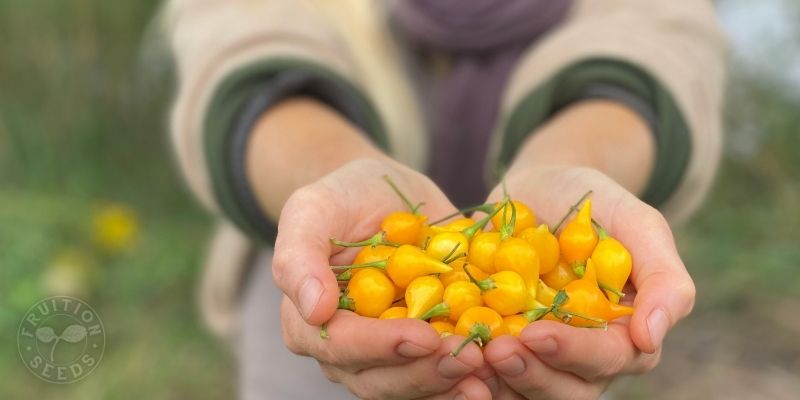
[0,1,233,398]
[1,0,798,399]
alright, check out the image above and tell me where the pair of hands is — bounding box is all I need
[273,158,696,399]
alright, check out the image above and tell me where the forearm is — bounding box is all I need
[505,100,656,195]
[246,97,391,220]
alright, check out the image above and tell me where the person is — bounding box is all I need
[163,0,726,398]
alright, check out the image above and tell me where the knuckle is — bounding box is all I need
[640,207,671,234]
[404,371,437,394]
[319,363,342,383]
[285,185,319,208]
[641,350,662,373]
[597,352,628,378]
[675,279,697,317]
[347,380,378,400]
[270,251,290,288]
[281,325,305,356]
[312,338,341,366]
[630,350,662,375]
[280,306,306,356]
[517,373,551,393]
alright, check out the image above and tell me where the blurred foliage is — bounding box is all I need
[0,0,798,399]
[680,65,800,310]
[0,0,232,398]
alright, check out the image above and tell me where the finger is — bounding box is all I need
[416,376,493,400]
[319,352,492,400]
[491,378,527,400]
[272,185,348,326]
[519,320,661,380]
[629,267,695,354]
[281,298,440,371]
[484,335,604,400]
[606,200,696,354]
[471,362,500,397]
[341,335,485,399]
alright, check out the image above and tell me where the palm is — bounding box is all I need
[274,159,493,399]
[483,166,695,399]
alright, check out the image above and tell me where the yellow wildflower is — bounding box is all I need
[92,203,139,253]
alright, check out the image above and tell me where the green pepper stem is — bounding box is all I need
[319,322,330,339]
[463,264,495,292]
[336,270,352,281]
[571,261,586,278]
[338,295,355,311]
[383,175,421,214]
[443,252,467,265]
[551,190,593,233]
[552,289,569,309]
[522,289,566,322]
[501,178,509,198]
[330,232,399,248]
[419,302,450,320]
[499,197,517,240]
[450,332,480,357]
[462,199,509,239]
[450,323,491,357]
[428,203,496,225]
[598,283,625,298]
[523,307,552,322]
[440,243,461,263]
[421,236,431,250]
[551,308,608,329]
[592,220,609,240]
[331,259,388,271]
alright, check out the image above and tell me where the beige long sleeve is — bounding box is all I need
[491,0,728,225]
[163,0,425,339]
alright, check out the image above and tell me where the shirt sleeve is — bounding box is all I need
[164,0,389,241]
[488,0,728,225]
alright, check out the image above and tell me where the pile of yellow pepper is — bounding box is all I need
[329,177,634,355]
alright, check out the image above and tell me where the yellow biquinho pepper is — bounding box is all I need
[518,224,560,275]
[555,259,634,327]
[558,199,598,267]
[345,268,395,318]
[379,306,408,320]
[451,307,508,356]
[405,276,444,319]
[419,280,483,322]
[465,265,528,316]
[591,227,632,303]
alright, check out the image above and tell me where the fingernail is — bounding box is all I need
[493,354,525,377]
[647,308,669,349]
[397,341,435,358]
[525,335,557,355]
[298,277,323,320]
[438,356,475,379]
[483,376,499,395]
[454,394,467,400]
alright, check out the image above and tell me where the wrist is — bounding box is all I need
[248,97,390,220]
[506,100,655,195]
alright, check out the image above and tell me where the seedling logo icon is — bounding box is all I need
[18,296,105,383]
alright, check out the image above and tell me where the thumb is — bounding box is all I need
[271,189,342,326]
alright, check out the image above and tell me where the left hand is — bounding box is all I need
[481,165,696,399]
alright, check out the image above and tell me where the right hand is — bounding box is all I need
[273,158,494,399]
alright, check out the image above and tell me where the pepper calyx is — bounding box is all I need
[419,302,450,320]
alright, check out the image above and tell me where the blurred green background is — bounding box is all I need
[0,0,798,398]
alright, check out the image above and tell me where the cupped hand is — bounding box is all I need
[273,158,492,399]
[482,166,696,399]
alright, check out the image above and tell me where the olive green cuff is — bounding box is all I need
[203,59,388,243]
[496,58,691,208]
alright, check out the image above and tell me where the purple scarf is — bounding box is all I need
[393,0,572,207]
